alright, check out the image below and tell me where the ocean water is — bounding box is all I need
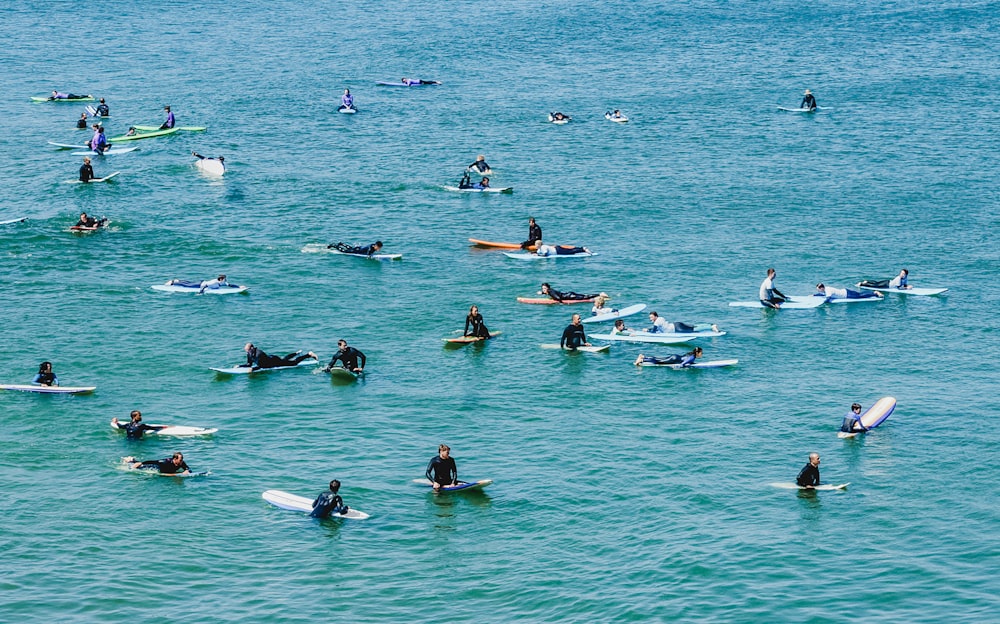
[1,0,998,621]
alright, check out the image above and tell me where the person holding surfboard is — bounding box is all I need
[311,480,351,518]
[463,305,492,339]
[159,105,175,130]
[634,347,703,367]
[243,343,318,371]
[32,362,58,386]
[521,217,542,249]
[426,444,459,491]
[840,404,870,434]
[796,453,822,488]
[814,283,882,301]
[560,314,592,350]
[128,452,191,475]
[112,410,168,440]
[325,340,366,373]
[800,89,817,111]
[759,268,788,309]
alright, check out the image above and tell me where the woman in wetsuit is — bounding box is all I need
[464,305,491,339]
[33,361,58,386]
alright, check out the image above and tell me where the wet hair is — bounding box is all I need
[852,403,862,411]
[329,479,341,492]
[38,361,52,372]
[816,283,825,289]
[130,410,142,420]
[693,347,703,355]
[438,444,450,452]
[649,311,659,318]
[373,241,383,247]
[767,268,776,276]
[172,452,184,460]
[614,319,625,327]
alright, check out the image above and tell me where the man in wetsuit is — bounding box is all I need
[560,314,590,350]
[468,155,491,173]
[796,453,821,488]
[759,268,787,309]
[76,112,89,129]
[815,283,882,300]
[540,283,599,303]
[243,343,317,370]
[521,217,542,249]
[95,98,110,117]
[33,361,58,386]
[326,339,366,373]
[330,241,383,257]
[634,347,703,367]
[159,105,175,130]
[473,177,491,190]
[75,212,107,229]
[841,403,868,433]
[79,157,95,182]
[129,452,191,474]
[800,89,817,111]
[113,410,167,440]
[426,444,458,491]
[311,480,350,518]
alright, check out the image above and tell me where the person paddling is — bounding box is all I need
[634,347,703,367]
[325,339,366,373]
[127,452,191,475]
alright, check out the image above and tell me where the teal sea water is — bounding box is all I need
[2,1,998,621]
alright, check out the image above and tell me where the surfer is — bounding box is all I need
[167,274,232,293]
[610,319,633,335]
[192,152,226,171]
[473,177,491,190]
[159,105,175,130]
[402,78,440,85]
[644,312,719,334]
[325,339,366,373]
[759,268,787,309]
[840,403,869,433]
[49,90,90,100]
[634,347,703,367]
[128,452,191,475]
[79,157,95,183]
[468,155,491,174]
[591,294,615,316]
[859,269,912,291]
[560,314,591,349]
[87,124,108,153]
[95,98,109,117]
[426,444,458,491]
[75,212,107,229]
[33,361,58,386]
[76,112,89,129]
[796,453,821,488]
[242,343,317,370]
[464,305,491,339]
[814,283,882,300]
[458,172,473,189]
[112,410,167,440]
[540,283,602,303]
[311,480,350,518]
[340,89,354,111]
[800,89,817,111]
[550,112,570,122]
[521,217,542,249]
[535,243,591,257]
[329,241,383,257]
[607,109,625,120]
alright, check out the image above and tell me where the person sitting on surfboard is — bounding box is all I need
[426,444,458,491]
[644,312,719,334]
[49,90,90,100]
[467,155,491,174]
[79,157,95,183]
[329,241,383,258]
[463,305,492,339]
[540,283,602,303]
[112,410,168,440]
[76,112,89,129]
[32,361,58,387]
[311,480,350,518]
[242,343,317,370]
[129,452,191,475]
[159,105,175,130]
[75,212,107,229]
[340,89,354,111]
[796,453,821,488]
[859,269,912,291]
[634,347,703,367]
[402,78,440,85]
[840,403,869,434]
[87,124,108,153]
[535,243,591,257]
[521,217,542,249]
[759,268,787,309]
[95,98,109,117]
[560,314,591,350]
[325,339,366,373]
[814,283,882,300]
[800,89,817,111]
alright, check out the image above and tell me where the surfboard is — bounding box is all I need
[443,331,502,344]
[70,146,139,156]
[120,457,209,477]
[838,396,896,438]
[468,238,534,250]
[591,330,724,344]
[49,141,89,149]
[504,251,595,260]
[826,295,884,304]
[262,490,370,519]
[65,172,120,184]
[211,358,318,374]
[31,95,94,102]
[604,112,628,123]
[110,421,218,436]
[0,217,28,226]
[516,297,596,305]
[548,114,571,124]
[375,80,440,86]
[131,125,206,132]
[777,106,817,113]
[539,343,610,353]
[109,127,180,142]
[581,304,648,324]
[300,244,402,260]
[338,106,357,114]
[0,384,95,394]
[771,482,848,491]
[856,283,948,296]
[151,283,248,294]
[412,479,493,492]
[639,359,739,369]
[194,158,225,176]
[443,186,513,193]
[728,296,825,309]
[326,366,361,380]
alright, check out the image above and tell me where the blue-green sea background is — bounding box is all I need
[1,0,998,621]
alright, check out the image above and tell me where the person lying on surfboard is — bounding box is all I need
[473,177,491,190]
[540,283,602,303]
[800,89,817,111]
[634,347,703,367]
[591,294,617,316]
[48,90,91,100]
[329,241,383,258]
[607,109,625,120]
[463,305,492,339]
[242,343,317,370]
[535,243,591,257]
[325,339,366,373]
[521,217,542,249]
[32,361,58,386]
[560,314,591,350]
[426,444,458,491]
[643,311,718,334]
[74,212,108,229]
[550,112,570,121]
[112,410,168,440]
[458,172,473,189]
[401,78,440,85]
[858,269,912,291]
[796,453,821,488]
[167,274,232,294]
[311,480,351,518]
[467,155,491,174]
[840,403,870,434]
[814,283,882,300]
[128,452,191,475]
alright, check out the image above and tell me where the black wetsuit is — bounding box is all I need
[246,346,312,369]
[546,287,598,302]
[311,490,348,518]
[555,246,587,255]
[76,117,88,129]
[34,372,57,386]
[796,463,820,487]
[79,163,95,182]
[521,223,542,249]
[140,458,190,474]
[75,216,105,228]
[331,242,378,257]
[115,421,163,440]
[96,103,109,116]
[464,313,490,338]
[468,160,491,173]
[859,279,890,288]
[801,94,817,110]
[426,456,458,486]
[458,172,473,189]
[328,347,366,371]
[561,323,587,349]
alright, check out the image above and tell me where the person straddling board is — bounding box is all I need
[634,347,703,367]
[464,305,491,339]
[242,343,317,370]
[329,241,383,257]
[33,361,58,386]
[644,311,718,333]
[560,313,591,350]
[801,89,817,111]
[87,124,108,153]
[48,90,91,100]
[814,283,882,301]
[76,112,89,129]
[311,480,351,518]
[340,89,354,111]
[841,403,869,434]
[540,283,602,303]
[112,410,167,440]
[796,453,821,488]
[325,339,366,373]
[192,152,226,172]
[521,217,542,249]
[759,268,787,308]
[535,243,591,257]
[159,105,175,130]
[426,444,458,491]
[95,98,109,117]
[127,452,191,475]
[859,269,912,291]
[79,157,95,183]
[75,212,108,229]
[468,155,491,174]
[167,274,232,294]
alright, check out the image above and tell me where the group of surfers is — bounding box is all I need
[758,267,910,308]
[72,104,177,181]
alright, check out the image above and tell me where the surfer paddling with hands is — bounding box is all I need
[634,347,703,367]
[311,480,351,518]
[644,312,719,334]
[859,269,913,291]
[540,283,602,303]
[560,314,591,350]
[167,274,232,294]
[242,343,317,371]
[325,339,366,373]
[127,452,191,475]
[329,241,383,258]
[796,453,822,488]
[426,444,459,491]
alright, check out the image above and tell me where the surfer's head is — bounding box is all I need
[131,410,142,422]
[329,480,341,492]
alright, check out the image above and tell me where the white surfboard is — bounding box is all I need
[771,482,848,491]
[211,358,318,374]
[539,343,610,353]
[151,283,248,294]
[443,186,513,193]
[777,106,817,113]
[856,283,948,296]
[326,366,361,380]
[825,295,884,304]
[262,490,370,519]
[49,141,89,149]
[728,296,825,309]
[338,106,357,114]
[503,251,595,260]
[639,359,738,369]
[581,304,648,324]
[70,146,139,156]
[300,243,402,260]
[412,478,493,492]
[195,158,225,176]
[0,384,95,394]
[591,330,725,344]
[0,217,28,226]
[65,171,120,184]
[604,112,628,123]
[110,421,218,436]
[548,114,571,124]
